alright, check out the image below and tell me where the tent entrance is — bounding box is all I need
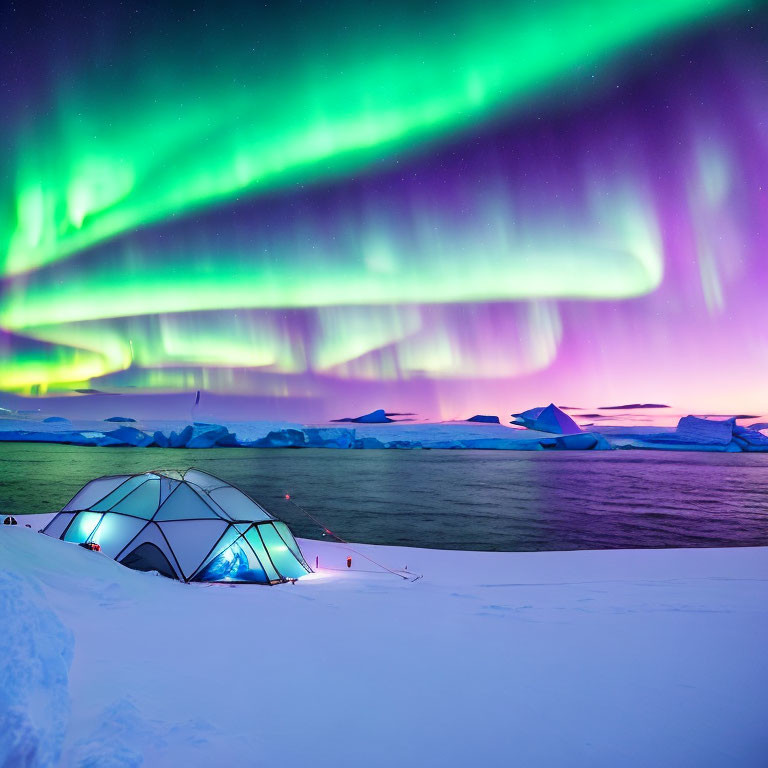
[121,542,177,580]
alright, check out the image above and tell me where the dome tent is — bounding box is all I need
[42,469,311,584]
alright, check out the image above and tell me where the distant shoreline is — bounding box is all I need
[1,414,766,453]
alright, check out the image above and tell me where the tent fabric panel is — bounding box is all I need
[63,511,103,542]
[89,513,148,558]
[210,486,273,522]
[110,478,160,519]
[183,469,229,491]
[159,477,180,504]
[154,482,222,521]
[42,512,75,538]
[91,475,151,511]
[158,519,228,579]
[116,522,182,578]
[272,521,309,567]
[189,485,233,521]
[245,528,281,582]
[62,476,129,511]
[259,523,310,580]
[121,542,178,580]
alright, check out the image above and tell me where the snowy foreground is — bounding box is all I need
[2,521,767,767]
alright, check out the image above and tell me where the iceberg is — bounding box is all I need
[385,440,422,449]
[153,431,169,448]
[95,435,129,447]
[552,433,611,451]
[419,440,462,449]
[509,406,546,429]
[0,430,101,446]
[149,423,240,448]
[732,425,768,452]
[2,409,767,453]
[511,404,582,435]
[185,425,231,448]
[249,429,306,448]
[613,416,756,451]
[42,416,71,424]
[303,428,356,448]
[332,408,393,424]
[353,437,386,449]
[460,438,543,450]
[466,415,500,423]
[104,416,136,423]
[99,427,154,447]
[213,432,240,447]
[674,415,734,445]
[168,425,194,448]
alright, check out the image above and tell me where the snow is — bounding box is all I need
[1,522,767,767]
[0,566,73,766]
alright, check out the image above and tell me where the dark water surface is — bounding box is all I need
[2,443,767,551]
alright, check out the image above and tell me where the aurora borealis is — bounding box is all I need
[2,0,767,418]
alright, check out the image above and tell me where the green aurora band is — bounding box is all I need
[1,177,661,330]
[2,0,765,414]
[4,302,563,392]
[2,0,747,276]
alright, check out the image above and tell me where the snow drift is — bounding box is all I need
[1,525,767,767]
[0,570,73,766]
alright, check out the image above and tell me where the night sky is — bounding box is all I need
[1,1,766,419]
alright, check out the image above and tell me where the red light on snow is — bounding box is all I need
[284,494,291,500]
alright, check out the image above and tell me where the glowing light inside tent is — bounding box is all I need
[63,511,102,543]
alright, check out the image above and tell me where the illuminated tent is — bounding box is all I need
[42,469,311,584]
